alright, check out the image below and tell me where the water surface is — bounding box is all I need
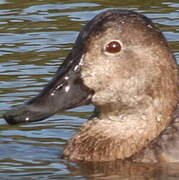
[0,0,179,179]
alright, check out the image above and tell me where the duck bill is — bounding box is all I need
[3,52,93,125]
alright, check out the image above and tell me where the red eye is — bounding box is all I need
[105,40,122,54]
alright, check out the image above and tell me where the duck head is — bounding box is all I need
[3,9,178,161]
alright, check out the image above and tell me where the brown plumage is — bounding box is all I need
[63,9,179,162]
[4,9,179,162]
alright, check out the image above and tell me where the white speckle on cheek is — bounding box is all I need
[141,115,147,120]
[65,85,70,92]
[157,114,162,122]
[51,92,55,96]
[138,129,144,134]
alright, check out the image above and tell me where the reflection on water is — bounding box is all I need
[0,0,179,179]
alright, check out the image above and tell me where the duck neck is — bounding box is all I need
[64,98,176,161]
[92,101,172,159]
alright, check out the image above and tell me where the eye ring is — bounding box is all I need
[104,40,122,55]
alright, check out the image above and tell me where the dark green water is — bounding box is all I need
[0,0,179,179]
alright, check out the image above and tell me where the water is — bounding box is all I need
[0,0,179,179]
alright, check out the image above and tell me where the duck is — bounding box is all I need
[3,9,179,162]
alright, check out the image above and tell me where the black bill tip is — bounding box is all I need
[3,112,16,125]
[3,104,51,125]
